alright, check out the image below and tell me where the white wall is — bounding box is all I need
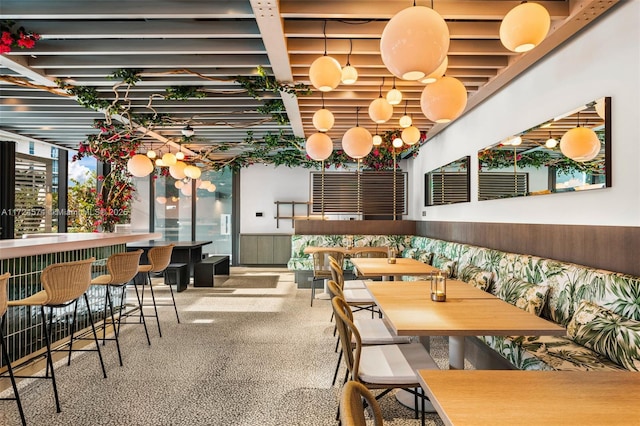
[407,1,640,226]
[240,164,312,234]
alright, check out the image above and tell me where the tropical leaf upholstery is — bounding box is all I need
[431,254,457,278]
[290,233,640,371]
[567,301,640,371]
[458,265,495,292]
[492,276,549,316]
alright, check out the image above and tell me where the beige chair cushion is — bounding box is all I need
[359,343,439,385]
[354,318,412,345]
[344,279,369,290]
[343,288,375,304]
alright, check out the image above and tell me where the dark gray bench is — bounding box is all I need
[164,263,189,292]
[194,255,230,287]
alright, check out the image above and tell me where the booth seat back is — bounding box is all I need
[288,234,412,270]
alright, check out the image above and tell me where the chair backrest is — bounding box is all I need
[313,250,344,279]
[147,244,174,273]
[327,279,346,301]
[41,258,96,305]
[340,381,384,426]
[329,261,345,289]
[332,296,362,381]
[107,249,143,285]
[0,272,10,317]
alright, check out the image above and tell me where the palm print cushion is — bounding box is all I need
[567,301,640,371]
[431,254,456,278]
[492,276,549,316]
[458,265,495,292]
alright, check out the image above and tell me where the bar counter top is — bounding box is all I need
[0,232,161,260]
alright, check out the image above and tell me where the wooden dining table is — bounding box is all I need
[302,246,389,256]
[417,370,640,425]
[350,257,439,280]
[365,281,565,369]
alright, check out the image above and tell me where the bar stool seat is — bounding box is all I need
[90,249,148,365]
[7,257,105,414]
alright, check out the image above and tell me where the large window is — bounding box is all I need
[154,174,193,241]
[195,169,233,257]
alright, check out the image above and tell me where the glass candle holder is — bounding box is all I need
[431,273,446,302]
[387,247,397,264]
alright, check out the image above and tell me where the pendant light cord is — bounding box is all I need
[321,92,325,109]
[346,39,353,66]
[379,77,385,98]
[355,106,360,126]
[323,20,328,56]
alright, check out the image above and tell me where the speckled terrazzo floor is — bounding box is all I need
[1,268,453,426]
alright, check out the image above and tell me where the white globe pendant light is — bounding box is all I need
[401,126,421,146]
[162,152,177,167]
[342,127,373,159]
[169,161,187,180]
[380,5,450,80]
[420,56,448,84]
[313,109,335,132]
[146,149,157,159]
[560,127,601,162]
[155,159,165,167]
[399,100,412,128]
[184,164,202,180]
[545,136,558,149]
[310,55,342,92]
[207,184,217,193]
[174,180,184,189]
[368,97,393,124]
[306,132,334,161]
[386,77,403,105]
[127,154,154,177]
[500,2,550,53]
[341,39,358,85]
[372,125,383,146]
[392,137,404,149]
[420,76,468,123]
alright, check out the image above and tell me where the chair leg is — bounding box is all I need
[67,300,78,366]
[41,306,61,413]
[332,348,342,387]
[105,288,123,366]
[125,284,151,345]
[146,272,162,337]
[310,279,315,307]
[166,274,180,323]
[1,315,26,426]
[334,334,340,353]
[84,294,107,379]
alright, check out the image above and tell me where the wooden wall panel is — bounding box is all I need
[295,220,416,235]
[416,221,640,277]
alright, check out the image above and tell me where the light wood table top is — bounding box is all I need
[417,370,640,426]
[303,246,389,256]
[366,281,565,336]
[350,257,438,277]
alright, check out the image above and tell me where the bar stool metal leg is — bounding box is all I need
[41,306,61,413]
[84,294,107,378]
[0,314,26,426]
[145,272,162,337]
[104,288,123,366]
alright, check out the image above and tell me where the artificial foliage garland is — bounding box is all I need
[0,20,40,54]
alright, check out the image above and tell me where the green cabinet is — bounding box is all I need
[240,234,291,265]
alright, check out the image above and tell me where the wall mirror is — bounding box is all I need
[477,97,611,201]
[425,156,470,206]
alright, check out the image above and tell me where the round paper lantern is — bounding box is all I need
[306,132,333,161]
[341,65,358,85]
[368,97,393,124]
[155,159,165,167]
[342,127,373,159]
[312,108,335,132]
[207,184,217,193]
[420,56,448,84]
[380,5,450,80]
[420,76,468,123]
[545,137,558,149]
[199,180,211,189]
[174,180,184,189]
[399,114,412,128]
[146,150,157,159]
[169,161,187,180]
[560,127,601,162]
[127,154,154,177]
[372,134,383,146]
[309,55,342,92]
[402,126,421,145]
[184,165,201,179]
[162,152,177,167]
[500,2,550,53]
[156,196,167,205]
[175,151,185,160]
[392,137,404,148]
[386,88,403,106]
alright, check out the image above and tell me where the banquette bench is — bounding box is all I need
[288,234,640,371]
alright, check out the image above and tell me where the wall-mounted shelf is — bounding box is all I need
[274,201,311,228]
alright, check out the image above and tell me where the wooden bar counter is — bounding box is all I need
[0,232,159,368]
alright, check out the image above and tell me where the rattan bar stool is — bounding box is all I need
[0,272,26,426]
[90,249,148,364]
[137,244,177,337]
[7,258,105,413]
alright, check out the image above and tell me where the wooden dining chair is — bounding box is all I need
[329,260,378,319]
[0,273,26,426]
[311,250,344,306]
[340,380,384,426]
[329,255,368,290]
[328,280,411,387]
[332,296,438,426]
